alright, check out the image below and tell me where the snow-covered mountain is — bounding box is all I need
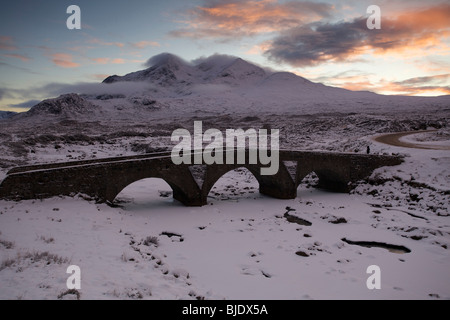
[103,53,267,87]
[7,53,450,122]
[103,53,195,86]
[0,111,16,120]
[13,93,100,121]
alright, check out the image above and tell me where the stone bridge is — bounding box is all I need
[0,150,403,206]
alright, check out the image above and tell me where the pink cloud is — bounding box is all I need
[91,57,126,65]
[51,53,80,68]
[90,74,110,81]
[87,38,124,48]
[3,53,30,62]
[0,36,17,51]
[91,57,110,64]
[130,41,161,49]
[111,58,125,64]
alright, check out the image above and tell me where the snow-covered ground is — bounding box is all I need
[0,132,449,300]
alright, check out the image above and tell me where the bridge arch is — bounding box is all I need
[296,167,351,192]
[296,171,319,188]
[202,164,265,201]
[108,175,190,205]
[204,166,262,202]
[101,163,204,206]
[113,177,176,206]
[313,168,351,192]
[202,162,297,203]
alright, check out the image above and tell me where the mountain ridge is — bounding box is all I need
[6,53,450,122]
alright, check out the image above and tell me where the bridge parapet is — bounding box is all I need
[0,150,403,206]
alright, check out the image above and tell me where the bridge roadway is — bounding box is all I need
[0,149,403,206]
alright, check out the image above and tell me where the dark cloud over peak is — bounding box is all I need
[264,18,370,67]
[264,3,450,67]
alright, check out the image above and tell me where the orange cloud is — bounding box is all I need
[340,81,376,92]
[339,81,450,96]
[310,72,378,92]
[376,82,450,96]
[171,0,333,39]
[245,41,272,55]
[131,41,160,49]
[388,74,450,96]
[90,74,110,81]
[368,5,450,56]
[111,58,125,64]
[91,57,126,65]
[87,38,124,48]
[309,71,450,96]
[337,75,450,96]
[91,57,110,64]
[51,53,80,68]
[414,58,450,73]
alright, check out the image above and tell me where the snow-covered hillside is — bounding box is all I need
[13,94,101,120]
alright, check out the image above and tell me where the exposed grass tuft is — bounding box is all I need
[142,236,159,247]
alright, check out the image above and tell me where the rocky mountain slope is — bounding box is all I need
[0,111,16,120]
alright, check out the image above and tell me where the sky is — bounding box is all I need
[0,0,449,112]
